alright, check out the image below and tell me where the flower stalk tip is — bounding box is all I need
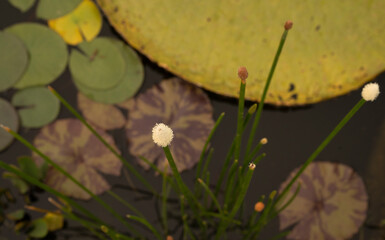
[284,20,293,30]
[238,66,248,84]
[254,202,265,212]
[260,138,268,145]
[152,123,174,147]
[248,162,256,170]
[361,82,380,101]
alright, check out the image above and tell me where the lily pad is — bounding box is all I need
[124,78,214,173]
[97,0,385,106]
[32,119,122,200]
[7,0,35,12]
[47,0,102,45]
[69,37,125,90]
[278,161,368,240]
[5,23,68,89]
[73,37,144,104]
[37,0,82,20]
[77,92,126,130]
[28,218,48,238]
[43,212,64,231]
[0,98,19,151]
[12,86,60,128]
[0,31,28,91]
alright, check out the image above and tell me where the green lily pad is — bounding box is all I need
[97,0,385,106]
[33,119,122,200]
[12,87,60,128]
[0,31,28,91]
[69,37,126,91]
[43,212,64,231]
[278,161,368,239]
[73,37,144,104]
[7,0,35,12]
[124,78,214,173]
[18,156,42,180]
[5,23,68,89]
[77,93,126,130]
[37,0,82,20]
[6,209,25,221]
[28,218,48,238]
[0,98,19,151]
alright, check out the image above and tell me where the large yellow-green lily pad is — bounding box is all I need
[96,0,385,106]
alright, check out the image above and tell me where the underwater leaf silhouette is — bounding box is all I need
[32,119,122,200]
[278,161,367,240]
[97,0,385,106]
[77,92,125,130]
[124,78,214,173]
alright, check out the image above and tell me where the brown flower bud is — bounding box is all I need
[238,66,248,83]
[254,202,265,212]
[284,20,293,30]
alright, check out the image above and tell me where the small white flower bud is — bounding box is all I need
[248,162,256,170]
[361,82,380,101]
[260,138,268,145]
[152,123,174,147]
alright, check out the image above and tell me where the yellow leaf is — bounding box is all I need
[48,0,102,45]
[43,212,64,232]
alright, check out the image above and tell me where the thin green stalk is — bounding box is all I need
[107,190,144,218]
[203,171,211,208]
[202,148,214,184]
[246,27,291,157]
[234,81,246,161]
[1,126,139,236]
[161,171,171,235]
[247,195,265,228]
[223,160,239,211]
[126,214,162,240]
[243,104,258,129]
[48,86,155,194]
[268,183,301,222]
[274,99,366,208]
[197,178,223,216]
[139,156,177,191]
[180,195,196,240]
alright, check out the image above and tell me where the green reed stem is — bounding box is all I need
[268,183,301,222]
[126,214,162,240]
[180,195,196,240]
[161,171,171,235]
[107,190,143,218]
[223,160,239,211]
[246,28,291,157]
[1,127,139,236]
[48,86,155,194]
[235,81,246,161]
[274,99,366,208]
[197,178,223,216]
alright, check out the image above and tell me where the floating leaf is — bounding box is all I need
[73,38,144,104]
[278,161,367,240]
[18,156,42,180]
[97,0,385,106]
[43,212,64,231]
[37,0,82,20]
[77,93,125,130]
[47,0,102,45]
[28,218,48,238]
[7,0,35,12]
[5,23,68,89]
[6,209,25,221]
[32,119,122,200]
[0,31,28,91]
[125,78,214,173]
[0,98,19,151]
[3,171,29,194]
[12,86,60,128]
[69,37,125,90]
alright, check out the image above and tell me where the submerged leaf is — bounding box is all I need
[32,119,122,200]
[12,86,60,128]
[73,38,144,104]
[48,0,102,45]
[0,98,19,151]
[97,0,385,106]
[5,23,68,89]
[278,161,367,240]
[0,31,28,91]
[125,78,214,173]
[37,0,82,20]
[28,218,48,238]
[43,212,64,231]
[77,92,125,130]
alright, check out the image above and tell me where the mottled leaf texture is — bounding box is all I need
[278,162,368,240]
[77,92,125,130]
[97,0,385,106]
[32,119,122,200]
[125,78,214,173]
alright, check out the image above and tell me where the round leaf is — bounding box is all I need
[73,38,144,104]
[18,156,42,180]
[278,161,368,240]
[0,31,28,91]
[6,209,25,221]
[32,119,122,200]
[125,78,214,173]
[43,212,64,231]
[0,98,19,151]
[47,0,102,45]
[7,0,35,12]
[69,37,126,90]
[5,23,68,89]
[37,0,82,20]
[12,87,60,128]
[28,218,48,238]
[97,0,385,106]
[77,92,126,130]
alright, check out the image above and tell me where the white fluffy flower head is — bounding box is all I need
[361,82,380,101]
[152,123,174,147]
